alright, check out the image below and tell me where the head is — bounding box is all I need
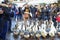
[8,3,12,8]
[53,3,57,7]
[23,12,29,21]
[44,6,47,10]
[36,10,41,17]
[50,4,54,8]
[40,5,44,9]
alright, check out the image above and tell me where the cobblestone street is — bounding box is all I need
[6,33,60,40]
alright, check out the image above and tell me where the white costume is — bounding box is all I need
[40,23,47,38]
[49,21,57,37]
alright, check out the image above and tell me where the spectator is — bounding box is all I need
[56,12,60,28]
[6,3,14,32]
[0,4,8,40]
[18,7,22,19]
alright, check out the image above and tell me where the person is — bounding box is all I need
[23,4,32,20]
[0,4,8,40]
[30,5,37,19]
[23,12,30,21]
[5,3,14,32]
[50,3,57,28]
[48,19,56,37]
[40,5,45,20]
[12,5,19,21]
[18,7,22,19]
[35,9,41,20]
[56,12,60,29]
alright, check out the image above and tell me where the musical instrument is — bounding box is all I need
[41,29,47,38]
[13,18,58,39]
[49,30,55,37]
[13,24,19,38]
[35,31,41,38]
[57,28,60,36]
[24,31,30,38]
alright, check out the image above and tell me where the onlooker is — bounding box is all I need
[56,12,60,28]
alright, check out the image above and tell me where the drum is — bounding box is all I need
[13,26,19,38]
[49,31,55,37]
[13,30,19,38]
[41,29,47,38]
[24,31,30,38]
[20,30,24,38]
[30,31,35,38]
[57,28,60,36]
[35,31,41,38]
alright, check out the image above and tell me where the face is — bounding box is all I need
[8,4,12,8]
[51,4,54,8]
[44,7,47,10]
[41,5,44,8]
[54,4,57,7]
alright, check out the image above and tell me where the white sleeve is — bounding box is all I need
[22,7,25,10]
[29,12,32,17]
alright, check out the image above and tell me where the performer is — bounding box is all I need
[48,18,56,37]
[40,20,47,38]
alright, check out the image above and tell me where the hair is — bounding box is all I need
[24,7,30,13]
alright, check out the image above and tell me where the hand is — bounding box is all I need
[0,10,4,14]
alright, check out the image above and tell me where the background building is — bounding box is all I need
[0,0,4,3]
[8,0,58,4]
[0,0,59,7]
[0,0,58,3]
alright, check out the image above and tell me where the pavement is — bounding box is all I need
[6,33,60,40]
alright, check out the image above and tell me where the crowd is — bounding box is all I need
[0,2,60,40]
